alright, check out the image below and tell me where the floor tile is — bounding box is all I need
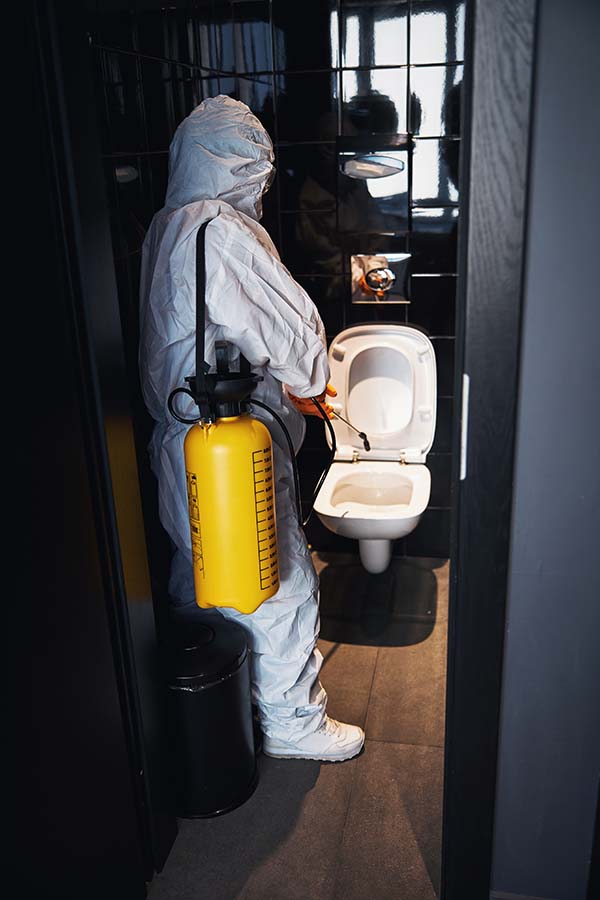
[333,741,443,900]
[318,639,379,728]
[318,639,379,688]
[365,622,447,747]
[149,752,361,900]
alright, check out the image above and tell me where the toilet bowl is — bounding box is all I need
[313,324,437,574]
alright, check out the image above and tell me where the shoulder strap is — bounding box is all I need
[195,215,251,382]
[195,219,213,399]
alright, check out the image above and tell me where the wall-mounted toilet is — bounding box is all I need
[314,324,437,574]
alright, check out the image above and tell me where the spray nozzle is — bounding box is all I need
[327,408,371,453]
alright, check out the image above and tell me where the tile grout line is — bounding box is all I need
[364,737,445,750]
[363,644,380,736]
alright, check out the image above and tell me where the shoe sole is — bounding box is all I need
[262,743,364,763]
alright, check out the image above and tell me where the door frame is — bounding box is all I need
[442,1,539,897]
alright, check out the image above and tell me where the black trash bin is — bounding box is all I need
[165,610,258,818]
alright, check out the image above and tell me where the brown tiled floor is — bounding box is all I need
[149,556,448,900]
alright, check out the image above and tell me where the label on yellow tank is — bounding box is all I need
[185,470,205,578]
[252,447,279,590]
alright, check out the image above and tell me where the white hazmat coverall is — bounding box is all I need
[140,97,364,758]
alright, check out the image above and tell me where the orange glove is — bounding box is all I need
[288,383,337,419]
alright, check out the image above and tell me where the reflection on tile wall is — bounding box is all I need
[92,0,464,560]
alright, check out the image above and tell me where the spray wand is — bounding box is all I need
[329,409,371,452]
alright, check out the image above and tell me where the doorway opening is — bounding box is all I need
[35,0,540,895]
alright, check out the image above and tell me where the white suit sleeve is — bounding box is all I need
[206,215,329,398]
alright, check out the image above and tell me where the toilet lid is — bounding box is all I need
[326,324,437,463]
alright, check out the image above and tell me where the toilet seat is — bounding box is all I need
[327,324,437,463]
[314,461,431,524]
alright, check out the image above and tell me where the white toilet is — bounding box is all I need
[314,324,437,574]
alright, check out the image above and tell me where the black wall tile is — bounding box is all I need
[320,300,347,336]
[219,73,275,133]
[344,232,409,258]
[338,157,409,234]
[297,276,347,332]
[93,6,137,52]
[341,1,408,68]
[412,138,460,205]
[142,61,208,154]
[147,154,169,211]
[392,537,407,558]
[409,64,463,136]
[405,508,450,558]
[220,2,272,74]
[135,7,171,60]
[428,454,452,507]
[273,1,337,71]
[408,275,456,336]
[188,2,273,74]
[431,338,455,396]
[302,415,331,452]
[113,251,143,382]
[151,9,197,67]
[410,208,458,273]
[276,72,339,142]
[281,211,344,275]
[298,273,349,305]
[431,397,453,453]
[261,188,280,248]
[410,0,465,64]
[106,156,154,258]
[341,68,407,133]
[277,144,337,211]
[346,302,407,326]
[189,3,222,71]
[197,74,222,103]
[297,447,331,501]
[101,50,147,154]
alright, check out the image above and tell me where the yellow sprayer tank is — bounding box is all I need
[184,414,279,614]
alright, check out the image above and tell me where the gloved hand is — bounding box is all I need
[288,383,337,419]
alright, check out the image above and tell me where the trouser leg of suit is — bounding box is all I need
[168,453,328,743]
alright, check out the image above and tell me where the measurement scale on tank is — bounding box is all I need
[186,470,205,578]
[252,447,278,590]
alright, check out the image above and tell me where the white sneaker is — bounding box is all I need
[263,717,365,762]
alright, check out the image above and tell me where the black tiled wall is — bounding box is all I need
[93,0,463,560]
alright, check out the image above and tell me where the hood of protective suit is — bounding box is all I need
[165,95,275,220]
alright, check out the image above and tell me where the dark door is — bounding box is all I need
[24,56,147,900]
[20,3,176,896]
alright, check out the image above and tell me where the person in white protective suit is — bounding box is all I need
[139,96,365,762]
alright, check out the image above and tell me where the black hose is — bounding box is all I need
[167,387,201,424]
[173,390,336,530]
[249,397,338,529]
[303,400,337,528]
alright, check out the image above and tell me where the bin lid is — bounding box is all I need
[166,612,248,689]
